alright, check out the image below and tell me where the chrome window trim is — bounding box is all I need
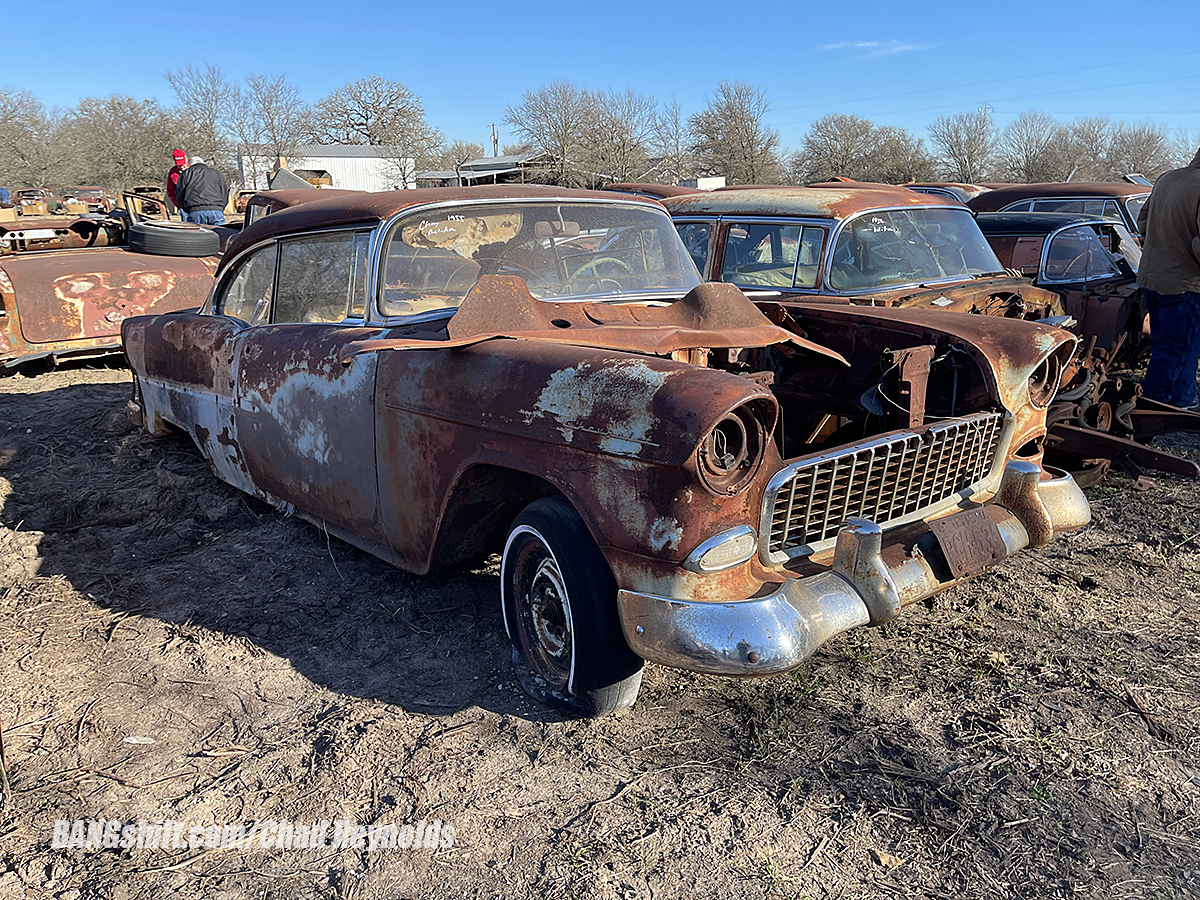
[370,196,689,327]
[1037,222,1127,285]
[820,205,1003,295]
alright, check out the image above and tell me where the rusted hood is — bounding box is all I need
[847,275,1065,317]
[342,277,849,365]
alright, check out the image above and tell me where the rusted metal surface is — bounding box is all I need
[0,215,125,254]
[343,278,848,364]
[968,182,1152,210]
[1,248,216,367]
[602,183,700,199]
[122,187,1091,707]
[664,186,943,220]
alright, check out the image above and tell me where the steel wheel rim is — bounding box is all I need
[512,537,573,691]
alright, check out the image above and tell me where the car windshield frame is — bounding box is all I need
[1124,194,1150,231]
[1040,222,1136,284]
[824,205,1006,294]
[373,197,702,324]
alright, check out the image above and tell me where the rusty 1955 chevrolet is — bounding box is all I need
[121,185,1090,716]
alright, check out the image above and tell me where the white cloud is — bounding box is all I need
[817,40,936,57]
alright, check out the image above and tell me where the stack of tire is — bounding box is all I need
[127,220,221,257]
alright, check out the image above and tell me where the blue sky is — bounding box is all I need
[3,0,1197,152]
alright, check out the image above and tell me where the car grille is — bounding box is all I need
[764,412,1005,560]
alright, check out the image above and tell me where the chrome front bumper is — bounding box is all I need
[617,462,1089,676]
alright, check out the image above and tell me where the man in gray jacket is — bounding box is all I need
[175,156,229,225]
[1138,147,1200,407]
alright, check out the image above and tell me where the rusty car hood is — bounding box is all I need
[340,278,850,365]
[838,275,1065,318]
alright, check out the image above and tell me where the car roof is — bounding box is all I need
[660,185,956,219]
[602,182,699,198]
[974,211,1122,236]
[968,182,1150,211]
[222,184,661,269]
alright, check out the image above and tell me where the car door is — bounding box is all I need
[232,228,387,543]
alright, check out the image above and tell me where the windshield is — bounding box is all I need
[1044,224,1134,282]
[379,201,700,317]
[827,208,1003,291]
[1124,194,1149,230]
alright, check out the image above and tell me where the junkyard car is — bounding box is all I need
[975,210,1200,481]
[975,211,1144,354]
[122,185,1089,716]
[662,186,1066,320]
[968,182,1150,237]
[0,223,218,368]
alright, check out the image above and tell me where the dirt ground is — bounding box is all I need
[0,363,1197,900]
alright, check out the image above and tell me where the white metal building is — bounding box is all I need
[238,145,415,192]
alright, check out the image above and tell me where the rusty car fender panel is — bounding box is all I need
[373,341,778,572]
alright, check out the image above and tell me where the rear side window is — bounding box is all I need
[275,231,359,324]
[721,223,825,289]
[218,244,277,325]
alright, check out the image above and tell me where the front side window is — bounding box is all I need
[274,231,362,324]
[378,201,700,318]
[218,243,277,325]
[828,208,1003,291]
[1043,225,1126,283]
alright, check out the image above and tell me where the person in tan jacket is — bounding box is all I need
[1138,147,1200,407]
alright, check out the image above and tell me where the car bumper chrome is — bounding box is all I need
[617,461,1089,676]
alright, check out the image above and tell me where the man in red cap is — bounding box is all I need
[167,149,187,218]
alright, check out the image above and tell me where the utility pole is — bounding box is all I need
[490,123,499,157]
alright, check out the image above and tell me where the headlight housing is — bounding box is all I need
[697,401,769,495]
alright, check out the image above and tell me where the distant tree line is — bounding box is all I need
[0,69,1194,194]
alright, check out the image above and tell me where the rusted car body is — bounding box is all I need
[601,183,701,201]
[0,214,126,255]
[968,183,1150,237]
[662,187,1066,320]
[977,210,1200,481]
[122,185,1088,716]
[906,183,994,204]
[0,247,217,367]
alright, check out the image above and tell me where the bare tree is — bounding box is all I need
[309,76,442,181]
[928,106,998,182]
[872,126,938,183]
[437,139,487,181]
[788,114,934,184]
[650,97,694,184]
[60,95,184,191]
[586,88,657,183]
[165,63,234,169]
[0,88,66,188]
[1171,128,1200,168]
[997,111,1070,182]
[243,73,309,168]
[789,113,878,183]
[1062,116,1110,181]
[504,81,596,186]
[1106,122,1174,180]
[689,80,781,184]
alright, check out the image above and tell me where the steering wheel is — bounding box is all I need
[1059,250,1090,280]
[563,256,632,292]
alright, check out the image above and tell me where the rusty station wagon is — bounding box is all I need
[122,185,1090,716]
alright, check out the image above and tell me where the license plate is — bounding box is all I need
[929,507,1008,579]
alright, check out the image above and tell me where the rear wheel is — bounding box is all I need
[501,497,643,717]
